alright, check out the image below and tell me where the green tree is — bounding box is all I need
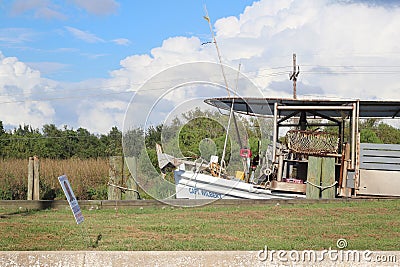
[105,126,122,156]
[360,128,381,143]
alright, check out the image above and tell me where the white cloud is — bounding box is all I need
[110,0,400,133]
[109,0,400,102]
[0,52,56,128]
[25,62,69,75]
[10,0,66,20]
[34,6,67,20]
[0,28,36,44]
[9,0,118,19]
[77,100,126,133]
[64,26,105,43]
[72,0,119,15]
[2,0,400,134]
[112,38,131,46]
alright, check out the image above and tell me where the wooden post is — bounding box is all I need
[108,156,123,200]
[339,143,351,197]
[289,53,300,99]
[276,154,284,182]
[27,157,34,200]
[321,157,335,199]
[306,156,322,199]
[354,132,361,197]
[307,156,336,199]
[33,156,40,200]
[125,157,138,200]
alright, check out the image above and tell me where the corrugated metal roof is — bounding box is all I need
[205,97,400,118]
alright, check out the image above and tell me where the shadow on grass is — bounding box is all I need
[0,200,62,218]
[0,209,38,218]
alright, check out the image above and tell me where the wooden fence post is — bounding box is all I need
[33,156,40,200]
[125,157,138,200]
[108,156,123,200]
[27,157,34,200]
[27,156,40,200]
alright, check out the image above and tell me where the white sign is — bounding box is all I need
[58,175,84,224]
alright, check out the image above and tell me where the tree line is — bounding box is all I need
[0,116,399,160]
[0,121,122,159]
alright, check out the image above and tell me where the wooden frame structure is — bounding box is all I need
[205,97,400,197]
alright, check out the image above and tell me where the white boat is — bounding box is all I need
[174,166,305,200]
[157,143,306,200]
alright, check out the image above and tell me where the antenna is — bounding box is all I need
[289,53,300,99]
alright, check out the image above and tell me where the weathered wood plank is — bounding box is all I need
[270,180,306,193]
[306,156,321,199]
[108,156,123,200]
[321,157,336,199]
[125,157,138,200]
[33,156,40,200]
[27,157,33,200]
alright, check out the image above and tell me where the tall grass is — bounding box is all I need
[0,158,109,200]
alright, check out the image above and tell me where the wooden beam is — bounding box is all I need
[270,180,306,193]
[307,156,322,199]
[321,157,336,199]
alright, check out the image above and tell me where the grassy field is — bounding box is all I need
[0,200,399,251]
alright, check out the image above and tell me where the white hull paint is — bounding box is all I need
[174,169,305,200]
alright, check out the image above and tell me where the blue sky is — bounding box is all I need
[0,0,255,81]
[1,0,400,133]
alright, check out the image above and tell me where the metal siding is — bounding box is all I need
[360,143,400,171]
[358,143,400,196]
[358,169,400,196]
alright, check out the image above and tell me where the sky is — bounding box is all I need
[1,0,400,133]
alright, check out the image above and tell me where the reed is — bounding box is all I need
[0,158,109,200]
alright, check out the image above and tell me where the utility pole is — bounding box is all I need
[289,53,300,99]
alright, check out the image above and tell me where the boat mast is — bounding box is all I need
[203,6,239,177]
[203,6,230,97]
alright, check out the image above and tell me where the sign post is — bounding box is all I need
[58,175,84,224]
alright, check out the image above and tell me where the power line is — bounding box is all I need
[0,64,400,104]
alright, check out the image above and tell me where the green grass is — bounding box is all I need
[0,200,399,251]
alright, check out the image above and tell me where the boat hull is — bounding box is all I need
[174,169,305,200]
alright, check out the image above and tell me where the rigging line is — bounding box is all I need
[232,62,243,149]
[219,63,241,178]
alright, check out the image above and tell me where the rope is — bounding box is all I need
[305,181,338,191]
[107,182,141,199]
